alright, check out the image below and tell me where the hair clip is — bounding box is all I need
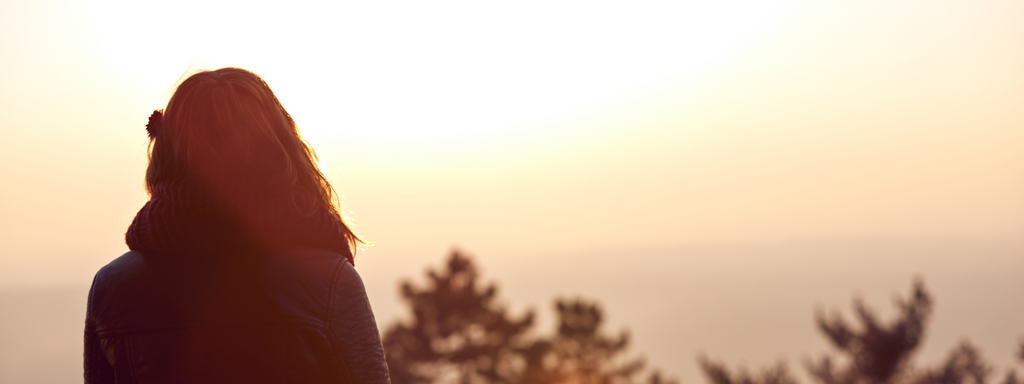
[146,110,163,139]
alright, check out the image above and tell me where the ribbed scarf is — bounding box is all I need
[126,179,354,265]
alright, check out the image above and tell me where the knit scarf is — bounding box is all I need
[125,179,354,265]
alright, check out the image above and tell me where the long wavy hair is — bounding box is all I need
[145,67,361,250]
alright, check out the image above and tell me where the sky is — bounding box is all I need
[1,0,1022,382]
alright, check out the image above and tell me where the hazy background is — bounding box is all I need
[1,0,1022,383]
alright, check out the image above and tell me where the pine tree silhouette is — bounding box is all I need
[997,341,1024,384]
[910,342,990,384]
[382,250,534,384]
[701,280,1014,384]
[382,250,677,384]
[806,280,932,384]
[699,358,798,384]
[519,298,646,384]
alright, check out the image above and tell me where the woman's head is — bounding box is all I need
[146,67,359,249]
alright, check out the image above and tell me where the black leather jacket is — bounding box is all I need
[84,249,390,383]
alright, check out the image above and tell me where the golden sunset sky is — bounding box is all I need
[1,0,1022,382]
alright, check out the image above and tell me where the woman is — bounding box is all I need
[84,68,390,383]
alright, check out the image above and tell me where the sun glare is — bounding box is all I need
[87,0,784,149]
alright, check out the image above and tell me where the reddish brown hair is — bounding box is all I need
[146,67,360,249]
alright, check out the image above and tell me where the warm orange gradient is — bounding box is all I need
[1,0,1022,383]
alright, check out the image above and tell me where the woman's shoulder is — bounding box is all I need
[90,251,151,295]
[88,249,359,328]
[93,248,351,278]
[88,251,166,327]
[272,248,353,270]
[261,249,359,297]
[92,249,355,293]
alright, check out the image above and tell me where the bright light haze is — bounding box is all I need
[1,0,1022,383]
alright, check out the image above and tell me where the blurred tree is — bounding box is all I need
[910,341,990,384]
[382,250,535,384]
[998,340,1024,384]
[1003,371,1019,384]
[646,370,683,384]
[383,251,678,384]
[699,358,799,384]
[805,280,932,384]
[700,280,1020,384]
[519,298,647,384]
